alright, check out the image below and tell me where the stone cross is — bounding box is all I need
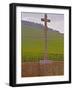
[41,14,50,60]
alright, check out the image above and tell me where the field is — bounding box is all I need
[21,21,64,62]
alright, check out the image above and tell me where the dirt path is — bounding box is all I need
[21,61,64,77]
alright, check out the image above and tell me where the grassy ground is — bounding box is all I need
[21,26,64,62]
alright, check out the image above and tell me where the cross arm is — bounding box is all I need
[41,18,51,22]
[41,18,45,21]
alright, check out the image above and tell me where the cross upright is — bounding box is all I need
[41,14,50,61]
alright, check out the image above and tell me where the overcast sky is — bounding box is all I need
[21,12,64,33]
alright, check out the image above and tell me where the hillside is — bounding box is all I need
[21,21,64,62]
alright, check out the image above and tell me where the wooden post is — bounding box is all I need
[41,14,50,61]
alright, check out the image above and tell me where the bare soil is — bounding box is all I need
[21,61,64,77]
